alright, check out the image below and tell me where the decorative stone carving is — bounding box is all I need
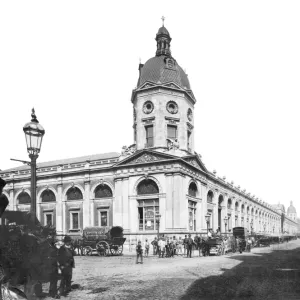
[166,138,179,150]
[127,153,161,165]
[143,101,154,114]
[121,144,137,157]
[185,158,202,170]
[166,101,178,114]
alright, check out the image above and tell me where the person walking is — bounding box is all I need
[136,241,143,264]
[144,239,150,257]
[178,237,183,255]
[183,235,188,256]
[158,238,165,258]
[151,237,158,255]
[48,233,60,299]
[58,236,75,296]
[186,234,194,258]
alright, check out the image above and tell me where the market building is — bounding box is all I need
[0,24,298,239]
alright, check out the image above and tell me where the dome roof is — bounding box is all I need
[157,26,170,36]
[137,55,191,90]
[287,201,296,214]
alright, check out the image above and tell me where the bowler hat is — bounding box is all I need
[63,235,72,243]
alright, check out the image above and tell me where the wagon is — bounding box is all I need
[204,238,225,256]
[233,227,248,253]
[82,226,126,256]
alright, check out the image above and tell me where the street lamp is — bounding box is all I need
[224,216,228,233]
[23,108,45,217]
[156,213,161,238]
[205,213,210,233]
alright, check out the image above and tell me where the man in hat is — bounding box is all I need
[0,178,8,217]
[186,234,194,258]
[58,235,75,296]
[48,232,60,299]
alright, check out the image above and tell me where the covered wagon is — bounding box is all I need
[82,226,126,256]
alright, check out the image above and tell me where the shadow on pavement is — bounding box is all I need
[179,242,300,300]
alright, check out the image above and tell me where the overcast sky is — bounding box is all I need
[1,1,299,215]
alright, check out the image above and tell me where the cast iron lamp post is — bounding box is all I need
[205,213,210,233]
[224,216,228,234]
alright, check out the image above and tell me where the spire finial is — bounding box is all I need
[162,16,165,27]
[31,108,39,123]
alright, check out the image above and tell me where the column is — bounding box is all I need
[113,178,123,226]
[83,180,90,228]
[121,177,129,231]
[165,173,174,229]
[173,173,185,229]
[56,183,63,236]
[9,188,15,211]
[201,184,207,231]
[213,192,219,231]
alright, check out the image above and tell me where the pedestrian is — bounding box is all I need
[186,234,194,258]
[58,235,75,296]
[194,234,199,251]
[151,237,158,255]
[48,233,60,299]
[178,237,183,255]
[158,237,165,258]
[183,235,188,256]
[136,240,143,264]
[144,239,150,257]
[172,236,178,255]
[247,237,252,252]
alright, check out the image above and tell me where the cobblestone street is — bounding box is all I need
[39,239,300,300]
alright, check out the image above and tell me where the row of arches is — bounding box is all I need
[15,184,114,204]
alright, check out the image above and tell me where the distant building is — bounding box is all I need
[0,23,298,239]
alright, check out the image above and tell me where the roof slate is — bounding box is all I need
[0,152,120,174]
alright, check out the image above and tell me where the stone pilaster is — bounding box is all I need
[121,177,129,231]
[113,178,123,226]
[83,180,90,228]
[165,173,174,229]
[56,183,63,235]
[173,173,185,229]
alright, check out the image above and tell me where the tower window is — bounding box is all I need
[167,125,177,140]
[145,125,154,147]
[187,131,191,150]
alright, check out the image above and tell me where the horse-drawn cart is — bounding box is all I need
[82,226,126,256]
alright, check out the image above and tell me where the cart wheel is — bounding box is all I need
[83,246,93,256]
[34,282,43,297]
[96,241,109,256]
[110,245,123,255]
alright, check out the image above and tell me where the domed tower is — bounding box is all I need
[287,201,297,221]
[131,21,196,157]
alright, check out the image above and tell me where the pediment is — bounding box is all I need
[161,82,182,90]
[138,82,157,90]
[115,150,177,167]
[182,156,208,173]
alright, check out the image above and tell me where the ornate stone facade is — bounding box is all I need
[0,24,298,239]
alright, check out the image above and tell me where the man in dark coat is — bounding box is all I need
[58,236,75,296]
[48,233,60,299]
[186,234,194,258]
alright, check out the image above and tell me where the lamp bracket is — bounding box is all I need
[10,158,32,166]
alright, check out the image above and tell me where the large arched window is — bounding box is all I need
[227,199,232,209]
[95,184,113,198]
[137,179,159,195]
[188,182,197,197]
[241,204,245,213]
[247,206,250,215]
[207,191,213,203]
[218,195,224,207]
[235,202,239,211]
[66,187,83,200]
[41,190,56,202]
[18,191,31,204]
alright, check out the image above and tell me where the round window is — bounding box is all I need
[187,108,193,121]
[143,101,154,114]
[166,101,178,114]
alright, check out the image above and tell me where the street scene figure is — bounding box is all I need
[136,241,143,264]
[144,239,150,257]
[151,237,158,255]
[186,234,194,258]
[58,235,75,296]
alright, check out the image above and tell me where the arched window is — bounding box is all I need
[235,202,239,211]
[241,204,245,213]
[18,191,31,204]
[227,199,232,209]
[137,179,159,195]
[67,187,83,200]
[188,182,197,197]
[207,191,213,203]
[251,208,254,215]
[218,195,224,207]
[95,184,113,198]
[41,190,56,202]
[247,207,250,215]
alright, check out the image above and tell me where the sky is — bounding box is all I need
[0,1,299,215]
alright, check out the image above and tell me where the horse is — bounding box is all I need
[71,238,84,256]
